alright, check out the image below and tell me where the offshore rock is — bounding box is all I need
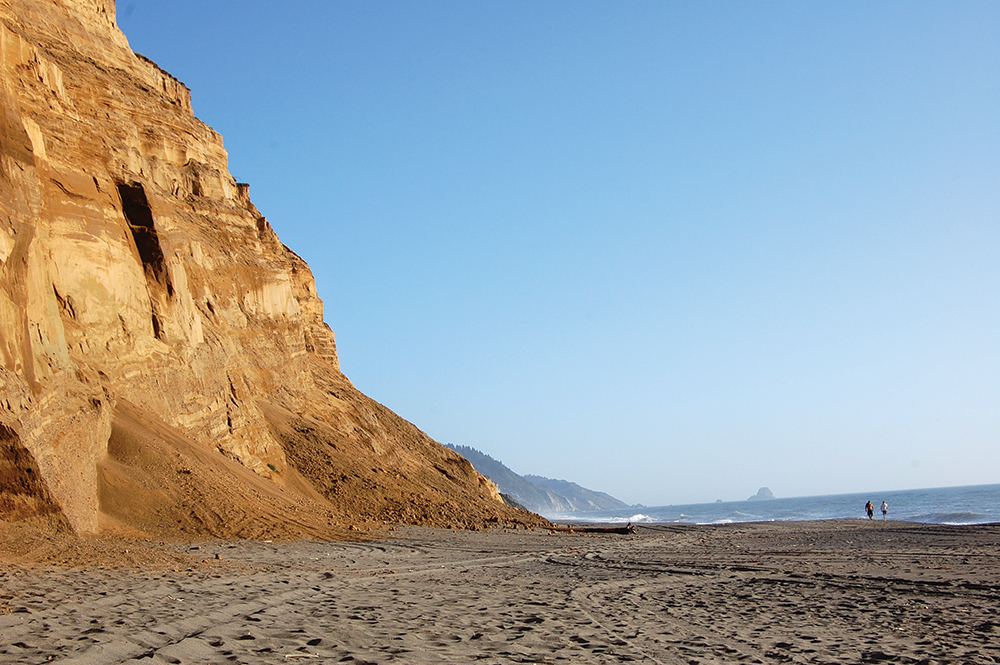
[0,0,542,538]
[748,487,775,501]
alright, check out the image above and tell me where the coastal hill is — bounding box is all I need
[0,0,544,539]
[447,445,630,516]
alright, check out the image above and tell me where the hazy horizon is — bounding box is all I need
[476,445,1000,508]
[120,2,999,506]
[636,481,1000,509]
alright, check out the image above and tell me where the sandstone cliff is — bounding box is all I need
[0,0,543,539]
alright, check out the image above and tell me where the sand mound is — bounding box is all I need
[98,400,361,541]
[96,396,545,541]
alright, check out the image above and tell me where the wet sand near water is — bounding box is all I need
[2,519,999,664]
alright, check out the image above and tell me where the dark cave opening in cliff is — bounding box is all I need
[118,182,172,340]
[117,182,170,288]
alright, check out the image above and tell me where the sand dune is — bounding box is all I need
[2,519,998,663]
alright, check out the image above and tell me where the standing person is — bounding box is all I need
[865,501,874,520]
[881,501,888,520]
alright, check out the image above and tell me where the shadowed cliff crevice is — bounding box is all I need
[117,182,168,287]
[117,181,172,339]
[0,423,71,531]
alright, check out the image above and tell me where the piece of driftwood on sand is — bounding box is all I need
[548,523,637,534]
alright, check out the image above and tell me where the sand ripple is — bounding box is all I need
[2,520,999,663]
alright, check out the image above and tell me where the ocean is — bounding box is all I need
[559,483,1000,526]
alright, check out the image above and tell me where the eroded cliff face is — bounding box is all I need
[0,0,540,538]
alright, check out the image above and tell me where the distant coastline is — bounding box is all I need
[558,483,1000,526]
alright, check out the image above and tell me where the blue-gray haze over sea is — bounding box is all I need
[561,484,1000,526]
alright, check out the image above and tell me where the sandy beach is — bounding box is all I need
[2,519,999,664]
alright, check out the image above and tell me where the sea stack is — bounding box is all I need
[748,487,776,501]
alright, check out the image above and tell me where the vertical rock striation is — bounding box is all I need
[0,0,541,538]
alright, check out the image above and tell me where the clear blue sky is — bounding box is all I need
[119,1,999,506]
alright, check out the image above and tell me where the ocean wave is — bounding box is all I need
[553,513,655,524]
[728,511,762,519]
[551,515,617,523]
[910,511,989,525]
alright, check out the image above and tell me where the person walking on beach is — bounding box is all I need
[881,501,888,520]
[865,501,874,520]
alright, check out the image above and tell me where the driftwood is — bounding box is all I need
[549,523,636,535]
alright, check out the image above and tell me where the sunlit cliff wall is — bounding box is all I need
[0,0,535,537]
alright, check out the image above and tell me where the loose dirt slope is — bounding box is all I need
[98,400,357,541]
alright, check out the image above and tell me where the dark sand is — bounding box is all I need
[2,519,999,664]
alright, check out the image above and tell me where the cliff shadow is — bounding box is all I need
[117,182,172,339]
[0,423,72,531]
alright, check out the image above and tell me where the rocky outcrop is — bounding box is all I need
[0,0,543,538]
[747,487,775,501]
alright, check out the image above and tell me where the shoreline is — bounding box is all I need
[554,516,1000,527]
[551,482,1000,528]
[3,519,999,663]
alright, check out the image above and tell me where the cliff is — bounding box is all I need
[447,445,630,516]
[0,0,544,539]
[523,475,631,514]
